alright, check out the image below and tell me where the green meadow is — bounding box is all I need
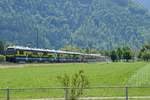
[0,62,150,99]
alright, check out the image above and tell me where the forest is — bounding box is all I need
[0,0,150,50]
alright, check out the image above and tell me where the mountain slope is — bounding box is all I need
[135,0,150,10]
[0,0,150,50]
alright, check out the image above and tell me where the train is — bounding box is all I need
[5,46,109,63]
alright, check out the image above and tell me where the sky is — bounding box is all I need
[136,0,150,9]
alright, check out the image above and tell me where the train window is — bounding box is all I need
[6,48,16,55]
[7,48,15,51]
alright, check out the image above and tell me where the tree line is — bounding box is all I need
[109,47,133,62]
[61,44,150,62]
[0,40,150,62]
[60,44,150,62]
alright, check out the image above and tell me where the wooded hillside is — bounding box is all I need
[0,0,150,50]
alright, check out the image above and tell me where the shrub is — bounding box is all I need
[0,55,6,62]
[57,70,89,100]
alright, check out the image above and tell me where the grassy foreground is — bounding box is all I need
[0,62,149,98]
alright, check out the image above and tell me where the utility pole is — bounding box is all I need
[36,26,39,48]
[70,32,73,51]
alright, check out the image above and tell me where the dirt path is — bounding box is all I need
[0,63,50,68]
[0,63,25,68]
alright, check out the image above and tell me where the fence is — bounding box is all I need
[0,86,150,100]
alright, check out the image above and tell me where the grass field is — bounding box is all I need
[0,62,150,99]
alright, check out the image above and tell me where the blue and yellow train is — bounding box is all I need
[5,46,107,63]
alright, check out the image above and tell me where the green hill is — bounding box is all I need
[0,0,150,50]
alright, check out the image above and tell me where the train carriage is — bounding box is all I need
[5,46,108,63]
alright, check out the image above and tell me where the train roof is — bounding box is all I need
[7,46,104,57]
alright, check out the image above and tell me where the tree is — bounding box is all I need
[61,45,81,52]
[0,55,6,62]
[116,48,123,61]
[0,41,5,51]
[139,44,150,61]
[142,51,150,61]
[122,47,133,62]
[110,50,118,62]
[57,70,89,100]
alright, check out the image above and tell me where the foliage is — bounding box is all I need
[0,41,5,51]
[117,48,123,60]
[122,47,133,62]
[139,44,150,61]
[141,51,150,61]
[0,0,150,49]
[0,55,6,62]
[0,40,10,52]
[110,50,118,62]
[110,47,133,62]
[57,70,89,100]
[61,45,101,54]
[60,45,82,52]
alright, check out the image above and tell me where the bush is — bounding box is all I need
[57,70,89,100]
[0,55,6,62]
